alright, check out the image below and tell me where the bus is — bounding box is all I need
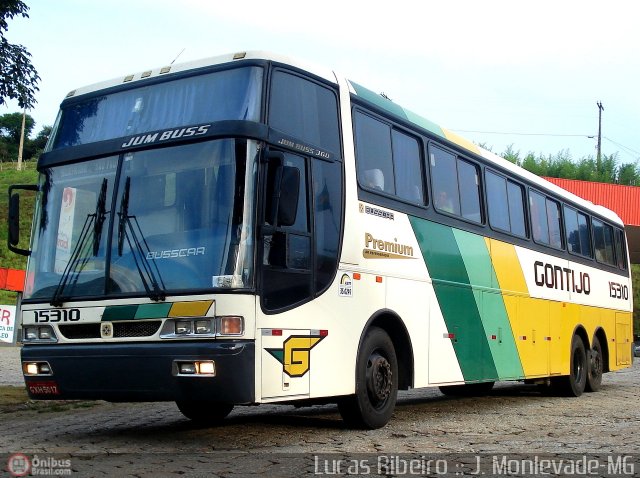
[8,51,633,429]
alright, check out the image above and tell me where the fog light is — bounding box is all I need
[39,363,52,374]
[23,361,52,376]
[218,316,243,335]
[196,361,215,375]
[175,320,192,335]
[195,320,211,334]
[178,362,197,374]
[24,363,39,375]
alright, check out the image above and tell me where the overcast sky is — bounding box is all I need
[4,0,640,163]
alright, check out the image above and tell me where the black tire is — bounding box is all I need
[586,335,603,392]
[338,327,398,429]
[439,381,495,397]
[176,401,234,425]
[553,335,587,397]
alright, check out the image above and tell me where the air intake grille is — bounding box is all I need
[59,321,161,339]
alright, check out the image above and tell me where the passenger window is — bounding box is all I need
[507,181,527,237]
[354,112,394,194]
[486,171,509,231]
[564,206,592,258]
[486,170,526,237]
[458,160,481,222]
[593,219,615,266]
[546,198,562,249]
[269,70,340,154]
[392,130,423,204]
[530,191,549,245]
[431,146,460,215]
[614,229,628,270]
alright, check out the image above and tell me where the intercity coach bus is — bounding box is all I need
[8,51,633,429]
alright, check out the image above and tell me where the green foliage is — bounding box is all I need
[0,165,38,304]
[499,145,640,186]
[0,112,50,162]
[0,1,40,110]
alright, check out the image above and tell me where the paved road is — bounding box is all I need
[1,346,638,476]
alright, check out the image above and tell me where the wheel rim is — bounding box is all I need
[590,347,603,378]
[365,351,392,408]
[573,347,585,383]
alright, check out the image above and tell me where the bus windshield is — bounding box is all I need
[50,66,263,150]
[25,139,258,302]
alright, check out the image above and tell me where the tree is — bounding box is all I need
[0,1,39,109]
[0,111,34,141]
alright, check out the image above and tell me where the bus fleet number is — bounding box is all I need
[33,309,81,323]
[608,282,629,300]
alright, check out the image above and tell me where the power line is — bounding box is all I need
[603,137,640,157]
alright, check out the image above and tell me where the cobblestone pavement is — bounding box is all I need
[1,346,638,476]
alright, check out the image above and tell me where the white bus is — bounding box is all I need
[9,51,633,429]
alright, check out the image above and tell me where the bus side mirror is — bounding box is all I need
[7,184,38,256]
[9,194,20,246]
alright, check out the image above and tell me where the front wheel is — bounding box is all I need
[338,327,398,429]
[176,401,234,425]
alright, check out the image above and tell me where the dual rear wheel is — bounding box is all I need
[552,334,603,396]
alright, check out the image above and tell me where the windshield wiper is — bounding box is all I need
[51,179,109,307]
[117,177,166,301]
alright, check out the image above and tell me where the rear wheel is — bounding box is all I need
[553,335,587,397]
[176,401,234,425]
[585,335,603,392]
[338,327,398,429]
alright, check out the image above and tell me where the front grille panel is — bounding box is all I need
[58,321,161,339]
[114,321,161,338]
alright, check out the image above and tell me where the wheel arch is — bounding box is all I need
[572,324,590,351]
[359,309,414,390]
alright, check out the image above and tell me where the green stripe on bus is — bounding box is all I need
[350,81,445,138]
[102,305,138,321]
[102,303,173,321]
[452,229,524,379]
[410,217,498,382]
[135,303,173,319]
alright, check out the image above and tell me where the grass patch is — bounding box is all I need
[0,385,99,413]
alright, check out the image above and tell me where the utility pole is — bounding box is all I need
[596,101,604,168]
[17,108,26,171]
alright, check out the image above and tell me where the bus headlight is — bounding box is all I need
[22,325,57,343]
[160,318,216,338]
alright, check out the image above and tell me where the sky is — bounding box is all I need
[4,0,640,163]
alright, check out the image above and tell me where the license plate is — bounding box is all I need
[27,381,60,396]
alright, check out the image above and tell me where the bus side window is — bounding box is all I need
[430,146,460,215]
[615,229,628,270]
[530,190,549,245]
[268,70,341,155]
[354,111,394,195]
[391,130,424,204]
[593,218,615,265]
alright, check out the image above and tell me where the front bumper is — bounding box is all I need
[21,340,255,403]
